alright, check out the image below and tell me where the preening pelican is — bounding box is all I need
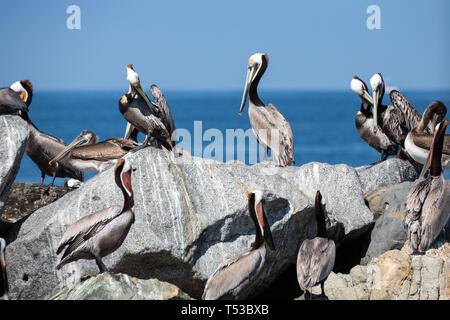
[119,90,172,152]
[0,80,31,114]
[49,129,139,173]
[0,238,8,300]
[351,76,398,161]
[10,80,84,187]
[370,73,430,152]
[202,190,276,300]
[405,101,449,168]
[404,119,450,253]
[239,53,294,166]
[56,159,135,272]
[296,190,336,299]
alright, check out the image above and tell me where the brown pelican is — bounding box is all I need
[351,76,398,161]
[202,190,276,300]
[10,80,84,187]
[48,130,138,173]
[238,53,294,166]
[0,238,8,300]
[0,80,31,114]
[56,158,135,272]
[370,73,433,152]
[404,119,450,253]
[296,190,336,299]
[119,90,173,152]
[405,101,449,168]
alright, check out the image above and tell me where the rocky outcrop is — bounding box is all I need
[303,244,449,300]
[47,273,193,300]
[4,147,418,300]
[361,181,414,264]
[0,115,29,218]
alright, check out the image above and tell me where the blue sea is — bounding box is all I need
[15,89,450,185]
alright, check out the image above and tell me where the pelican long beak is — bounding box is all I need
[419,149,432,178]
[255,199,275,251]
[124,122,135,139]
[362,90,374,105]
[239,65,258,115]
[372,88,380,128]
[130,81,154,111]
[49,135,87,165]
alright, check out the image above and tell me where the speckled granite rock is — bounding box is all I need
[0,115,29,218]
[46,272,193,300]
[5,149,417,300]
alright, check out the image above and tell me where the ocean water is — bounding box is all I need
[14,89,450,185]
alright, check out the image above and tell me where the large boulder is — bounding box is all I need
[0,115,29,219]
[5,148,418,300]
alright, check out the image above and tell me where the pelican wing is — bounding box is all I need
[70,139,136,161]
[419,176,450,251]
[381,107,409,146]
[150,84,176,137]
[202,249,264,300]
[56,206,122,259]
[249,104,294,166]
[296,238,336,290]
[0,87,28,113]
[389,90,425,133]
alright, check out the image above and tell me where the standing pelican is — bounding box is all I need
[119,89,173,152]
[405,101,449,168]
[56,158,135,272]
[404,120,450,253]
[49,130,139,173]
[10,80,84,187]
[0,238,8,300]
[0,80,30,114]
[351,76,398,161]
[202,190,276,300]
[239,53,294,166]
[296,190,336,299]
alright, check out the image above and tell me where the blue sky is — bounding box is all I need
[0,0,449,90]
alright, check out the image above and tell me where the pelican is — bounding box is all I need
[296,190,336,299]
[119,89,173,152]
[239,53,294,166]
[10,80,84,187]
[0,238,8,300]
[370,73,431,151]
[202,190,276,300]
[56,158,135,272]
[48,129,139,173]
[351,76,399,161]
[404,119,450,253]
[0,80,31,114]
[405,101,449,168]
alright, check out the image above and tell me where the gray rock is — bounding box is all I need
[46,273,193,300]
[356,158,419,194]
[0,115,29,219]
[5,149,416,300]
[361,181,414,264]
